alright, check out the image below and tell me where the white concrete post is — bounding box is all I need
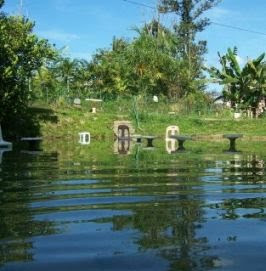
[78,132,90,145]
[165,126,180,153]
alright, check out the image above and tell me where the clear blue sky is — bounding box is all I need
[2,0,266,68]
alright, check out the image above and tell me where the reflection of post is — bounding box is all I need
[165,138,177,153]
[118,125,130,140]
[118,139,130,154]
[114,139,131,155]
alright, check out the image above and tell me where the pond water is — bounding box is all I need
[0,139,266,271]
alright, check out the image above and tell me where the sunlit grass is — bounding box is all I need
[36,99,266,140]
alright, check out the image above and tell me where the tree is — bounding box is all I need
[0,3,55,123]
[71,59,94,98]
[89,22,193,99]
[208,47,266,116]
[55,57,79,95]
[33,66,58,102]
[89,37,130,98]
[158,0,221,92]
[242,55,266,115]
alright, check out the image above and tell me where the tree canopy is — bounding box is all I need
[208,47,266,115]
[158,0,221,87]
[2,0,266,121]
[0,3,55,122]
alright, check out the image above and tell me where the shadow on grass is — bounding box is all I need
[29,107,58,123]
[2,106,58,140]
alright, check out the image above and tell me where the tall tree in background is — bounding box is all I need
[55,57,79,95]
[158,0,221,93]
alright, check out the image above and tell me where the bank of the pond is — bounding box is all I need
[39,104,266,140]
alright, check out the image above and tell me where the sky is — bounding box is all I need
[2,0,266,69]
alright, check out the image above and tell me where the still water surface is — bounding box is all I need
[0,140,266,271]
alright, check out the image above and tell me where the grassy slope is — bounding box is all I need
[39,102,266,140]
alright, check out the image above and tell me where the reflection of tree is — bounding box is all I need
[0,151,59,268]
[111,191,218,270]
[245,155,265,178]
[223,154,265,183]
[210,154,266,220]
[92,151,220,270]
[3,140,264,270]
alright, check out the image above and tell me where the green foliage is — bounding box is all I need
[32,56,94,102]
[180,91,213,114]
[88,21,206,99]
[158,0,221,89]
[0,12,55,123]
[30,14,221,105]
[208,47,266,114]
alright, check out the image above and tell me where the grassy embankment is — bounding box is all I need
[36,98,266,141]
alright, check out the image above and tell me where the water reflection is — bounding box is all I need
[0,151,60,268]
[114,139,132,155]
[110,197,219,270]
[0,141,265,270]
[165,138,177,154]
[0,146,12,164]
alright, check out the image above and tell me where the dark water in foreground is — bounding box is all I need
[0,140,266,271]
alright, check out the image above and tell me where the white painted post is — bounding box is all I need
[165,126,180,153]
[78,132,90,145]
[165,125,180,138]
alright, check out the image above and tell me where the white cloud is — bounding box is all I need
[37,30,80,43]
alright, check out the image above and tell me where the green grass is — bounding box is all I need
[35,99,266,140]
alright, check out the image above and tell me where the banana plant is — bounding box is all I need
[208,47,266,114]
[241,54,266,114]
